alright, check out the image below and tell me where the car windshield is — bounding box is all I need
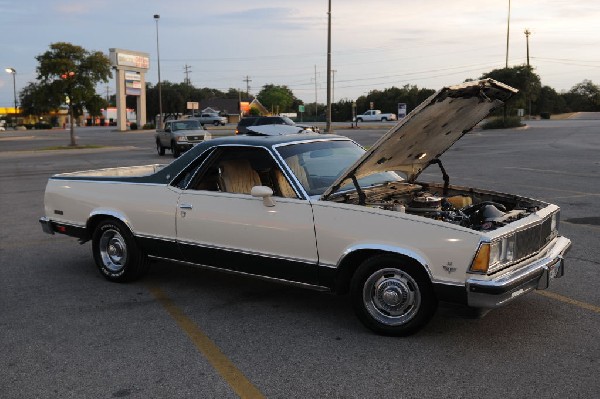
[173,120,201,131]
[276,140,402,196]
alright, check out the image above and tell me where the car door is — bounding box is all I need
[175,146,319,285]
[159,122,171,146]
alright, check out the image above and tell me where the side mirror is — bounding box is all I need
[251,186,276,207]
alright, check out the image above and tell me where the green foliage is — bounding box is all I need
[562,80,600,112]
[256,84,298,113]
[25,42,112,117]
[480,65,541,115]
[248,106,261,116]
[533,86,567,115]
[332,85,434,122]
[142,123,155,130]
[481,116,524,130]
[129,122,138,130]
[143,82,229,120]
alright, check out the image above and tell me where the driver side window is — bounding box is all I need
[188,147,298,198]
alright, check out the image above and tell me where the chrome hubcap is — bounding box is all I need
[363,268,421,326]
[99,229,127,272]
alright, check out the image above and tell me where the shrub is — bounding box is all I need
[142,123,155,130]
[481,116,524,130]
[129,122,138,130]
[540,112,551,119]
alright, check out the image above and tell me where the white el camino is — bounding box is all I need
[40,80,571,336]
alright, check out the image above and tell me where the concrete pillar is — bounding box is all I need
[115,69,127,132]
[137,72,146,127]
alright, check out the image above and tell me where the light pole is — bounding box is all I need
[154,14,163,129]
[525,29,532,119]
[505,0,511,68]
[325,0,332,133]
[5,67,17,127]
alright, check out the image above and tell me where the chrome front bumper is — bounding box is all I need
[466,236,571,309]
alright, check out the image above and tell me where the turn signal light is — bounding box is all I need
[470,243,490,273]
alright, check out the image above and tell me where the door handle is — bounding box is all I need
[179,203,193,209]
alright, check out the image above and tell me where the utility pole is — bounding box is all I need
[314,65,318,119]
[332,69,337,104]
[183,64,192,85]
[524,29,531,66]
[243,75,252,98]
[325,0,332,133]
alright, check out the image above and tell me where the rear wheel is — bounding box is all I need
[350,255,437,336]
[92,219,148,282]
[156,140,165,156]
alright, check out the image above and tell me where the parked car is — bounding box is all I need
[236,115,319,135]
[155,119,211,158]
[39,80,570,336]
[355,110,397,122]
[189,112,227,126]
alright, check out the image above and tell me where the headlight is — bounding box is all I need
[470,235,516,274]
[176,136,187,142]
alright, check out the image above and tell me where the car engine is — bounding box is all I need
[329,182,541,231]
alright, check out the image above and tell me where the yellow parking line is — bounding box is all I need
[147,284,265,399]
[536,290,600,314]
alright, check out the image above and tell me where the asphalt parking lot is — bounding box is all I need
[1,118,599,398]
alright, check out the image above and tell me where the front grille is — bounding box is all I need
[186,135,204,142]
[514,215,555,261]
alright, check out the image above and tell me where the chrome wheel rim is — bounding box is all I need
[99,228,127,272]
[363,268,421,326]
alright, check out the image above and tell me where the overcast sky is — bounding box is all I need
[1,0,599,108]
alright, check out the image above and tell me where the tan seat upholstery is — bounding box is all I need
[285,155,309,191]
[274,170,297,198]
[218,159,261,194]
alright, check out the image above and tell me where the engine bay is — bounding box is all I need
[328,181,543,231]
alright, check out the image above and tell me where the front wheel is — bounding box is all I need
[92,219,148,282]
[156,140,165,156]
[381,117,388,122]
[213,120,220,126]
[171,141,181,158]
[350,255,437,336]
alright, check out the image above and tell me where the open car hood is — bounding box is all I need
[321,79,517,200]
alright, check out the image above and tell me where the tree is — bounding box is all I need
[562,80,600,112]
[348,85,435,122]
[256,84,297,114]
[480,65,541,117]
[25,42,112,145]
[534,86,567,115]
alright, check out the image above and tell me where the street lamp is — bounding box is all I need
[154,14,164,129]
[5,67,17,127]
[325,0,332,133]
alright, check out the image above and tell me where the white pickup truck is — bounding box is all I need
[38,80,571,336]
[356,110,397,122]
